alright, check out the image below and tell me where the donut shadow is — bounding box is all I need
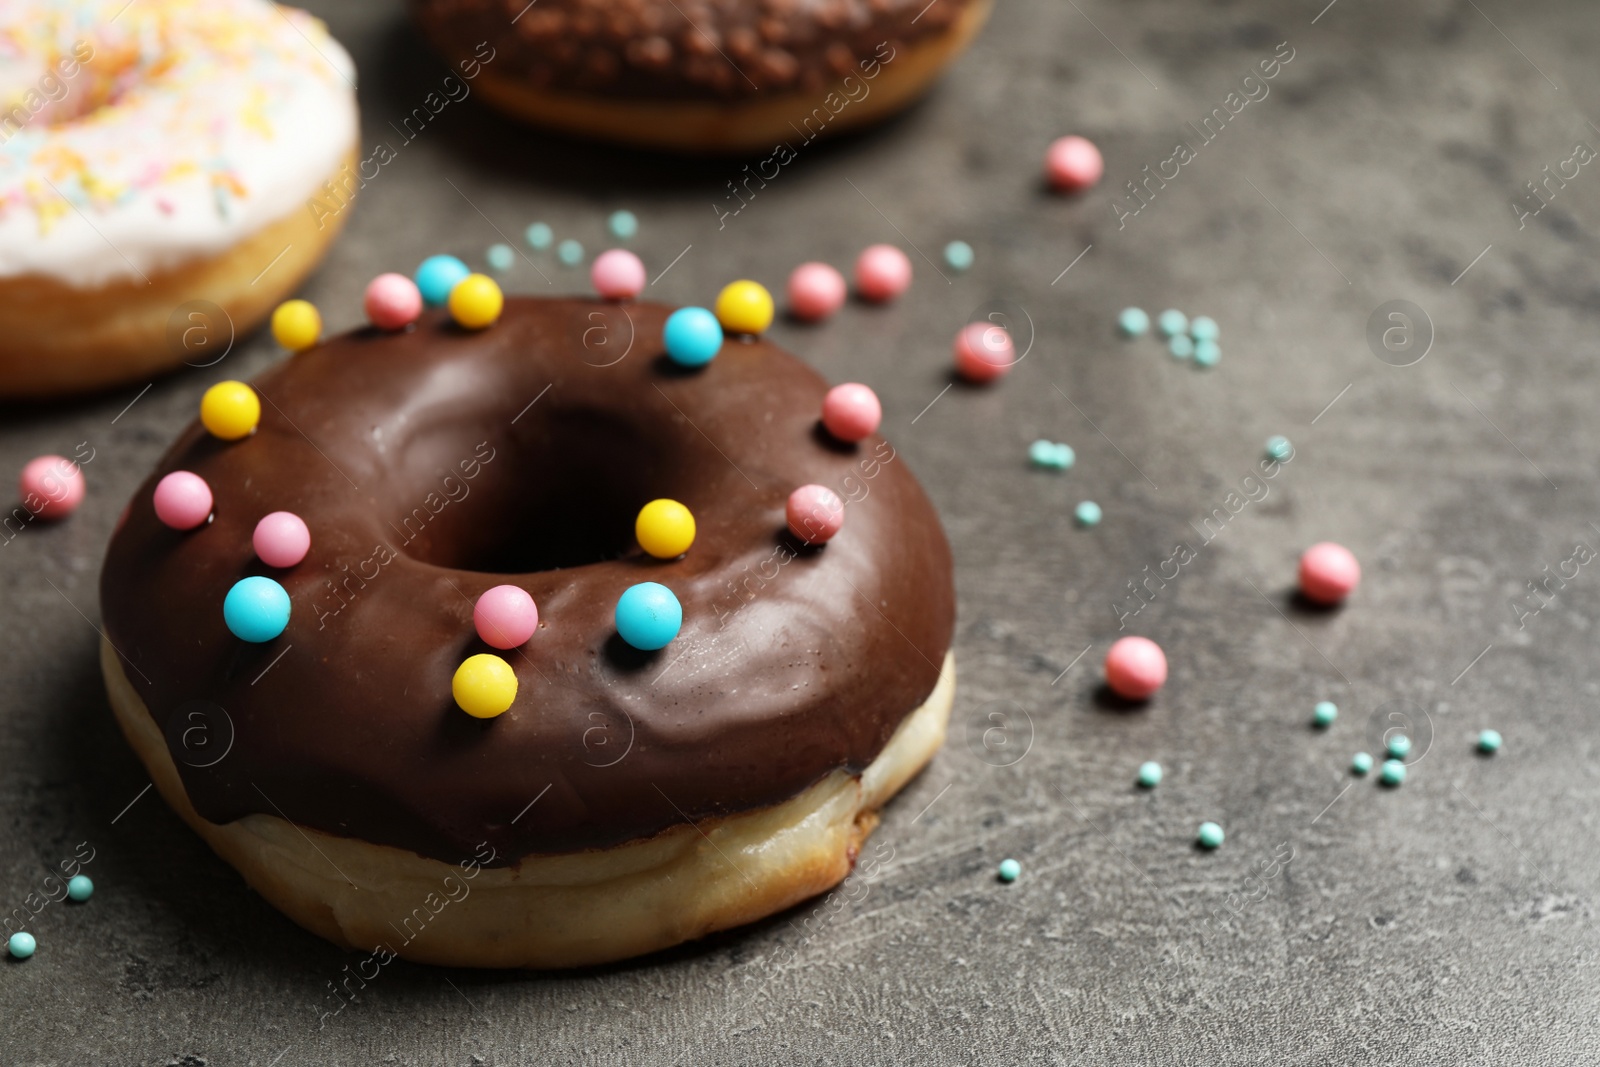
[1286,588,1343,616]
[601,631,659,672]
[772,526,826,560]
[948,367,995,391]
[809,421,860,456]
[1036,175,1094,199]
[649,353,705,380]
[1091,683,1150,713]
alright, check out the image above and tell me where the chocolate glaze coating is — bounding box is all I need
[413,0,977,100]
[100,299,955,865]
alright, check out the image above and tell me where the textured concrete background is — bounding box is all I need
[3,0,1600,1062]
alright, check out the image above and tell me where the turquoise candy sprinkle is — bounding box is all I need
[486,243,515,272]
[1193,339,1221,367]
[662,307,724,367]
[1379,759,1407,786]
[414,254,471,306]
[1189,315,1219,341]
[223,576,290,643]
[8,932,35,959]
[1477,729,1503,754]
[944,240,975,272]
[1137,761,1163,788]
[524,222,553,250]
[1168,335,1195,360]
[1157,309,1188,338]
[1386,734,1412,759]
[1265,435,1293,461]
[614,582,683,651]
[607,210,638,239]
[1029,440,1075,470]
[997,858,1021,883]
[557,239,584,266]
[1313,700,1338,727]
[1197,822,1225,849]
[1352,752,1374,775]
[1117,307,1150,337]
[66,875,93,902]
[1074,500,1102,527]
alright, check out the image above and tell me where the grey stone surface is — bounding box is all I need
[3,0,1600,1062]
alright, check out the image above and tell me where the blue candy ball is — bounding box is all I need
[615,582,682,651]
[608,210,639,240]
[224,576,291,643]
[8,931,35,959]
[663,306,724,367]
[1380,758,1407,786]
[415,255,471,307]
[525,222,553,250]
[943,240,975,272]
[486,243,515,272]
[557,239,584,266]
[66,875,93,902]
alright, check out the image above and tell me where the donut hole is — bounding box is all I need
[23,42,143,128]
[392,414,671,574]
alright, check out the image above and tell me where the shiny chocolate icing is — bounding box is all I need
[412,0,977,101]
[100,298,955,864]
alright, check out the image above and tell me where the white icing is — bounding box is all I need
[0,0,358,286]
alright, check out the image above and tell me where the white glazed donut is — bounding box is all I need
[0,0,360,397]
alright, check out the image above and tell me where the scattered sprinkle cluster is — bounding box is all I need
[7,876,93,961]
[1028,440,1074,470]
[480,212,642,275]
[1118,306,1222,369]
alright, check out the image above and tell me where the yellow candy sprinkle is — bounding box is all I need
[449,274,504,330]
[200,381,261,441]
[453,653,517,718]
[635,498,696,559]
[714,280,774,336]
[271,299,321,352]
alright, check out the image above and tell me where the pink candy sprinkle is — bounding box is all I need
[1299,542,1360,605]
[474,584,539,649]
[788,262,847,322]
[1045,135,1104,192]
[152,471,213,530]
[591,249,646,300]
[19,455,84,520]
[821,383,882,442]
[364,272,423,331]
[787,484,845,545]
[954,321,1015,382]
[854,245,912,303]
[1104,636,1167,700]
[253,511,310,568]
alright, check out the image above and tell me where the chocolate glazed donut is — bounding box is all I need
[99,297,956,967]
[412,0,993,152]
